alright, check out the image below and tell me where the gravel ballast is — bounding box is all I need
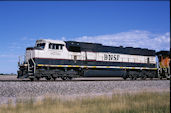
[0,78,169,105]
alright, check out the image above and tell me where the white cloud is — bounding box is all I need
[21,37,36,41]
[74,30,170,51]
[0,54,18,58]
[61,37,66,41]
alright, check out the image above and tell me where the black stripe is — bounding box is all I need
[34,58,156,68]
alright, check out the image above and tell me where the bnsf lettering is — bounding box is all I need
[104,54,120,61]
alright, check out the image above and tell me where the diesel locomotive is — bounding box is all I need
[17,39,170,81]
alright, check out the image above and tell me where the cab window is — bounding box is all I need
[36,43,45,49]
[49,43,64,50]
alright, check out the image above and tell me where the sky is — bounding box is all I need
[0,1,170,74]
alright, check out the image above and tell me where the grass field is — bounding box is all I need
[0,91,170,113]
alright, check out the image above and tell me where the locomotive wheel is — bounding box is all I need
[122,73,127,80]
[150,77,153,80]
[133,73,138,80]
[51,74,57,81]
[30,78,34,81]
[130,75,134,80]
[68,76,73,80]
[166,74,170,80]
[141,75,147,80]
[123,76,127,80]
[52,77,57,81]
[46,77,51,81]
[159,76,163,80]
[35,77,40,81]
[149,73,154,80]
[29,77,40,81]
[61,76,67,80]
[167,77,170,80]
[134,76,137,80]
[61,76,72,80]
[130,74,137,80]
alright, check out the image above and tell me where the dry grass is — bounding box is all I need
[0,91,170,113]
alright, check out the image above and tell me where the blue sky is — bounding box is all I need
[0,1,170,74]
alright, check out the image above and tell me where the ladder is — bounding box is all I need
[27,53,36,76]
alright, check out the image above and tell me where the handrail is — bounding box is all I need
[18,55,25,66]
[30,52,36,74]
[18,56,21,66]
[28,54,30,72]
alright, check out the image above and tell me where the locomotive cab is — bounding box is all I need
[25,39,67,61]
[17,39,68,79]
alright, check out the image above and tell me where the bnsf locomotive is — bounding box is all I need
[17,39,170,81]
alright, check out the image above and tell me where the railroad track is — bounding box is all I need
[0,78,168,82]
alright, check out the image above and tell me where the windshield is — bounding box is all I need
[36,43,45,49]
